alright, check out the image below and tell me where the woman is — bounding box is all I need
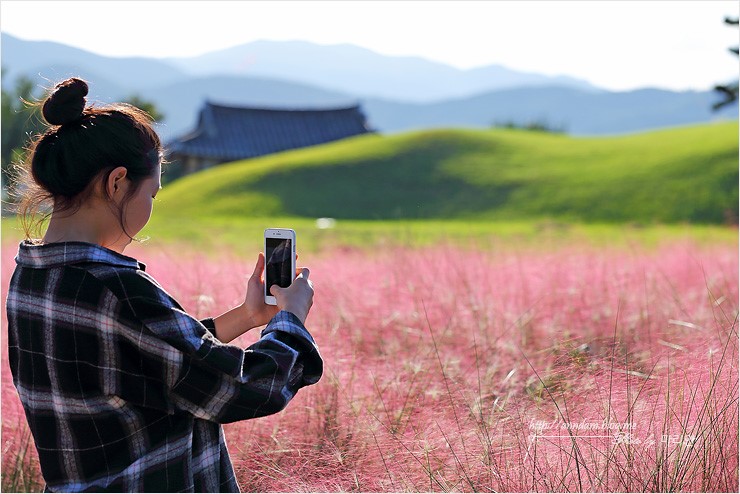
[5,78,322,492]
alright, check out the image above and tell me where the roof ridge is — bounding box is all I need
[203,100,361,113]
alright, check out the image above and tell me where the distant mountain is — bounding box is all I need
[143,80,737,142]
[1,33,184,91]
[165,39,602,102]
[361,86,738,135]
[145,82,737,141]
[8,63,129,104]
[1,33,736,143]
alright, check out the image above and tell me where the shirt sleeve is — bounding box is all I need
[121,281,323,424]
[172,310,323,423]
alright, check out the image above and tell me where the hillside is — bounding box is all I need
[154,121,738,224]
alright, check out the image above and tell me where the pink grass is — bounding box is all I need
[2,238,737,492]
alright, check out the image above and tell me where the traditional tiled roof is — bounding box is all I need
[167,102,371,161]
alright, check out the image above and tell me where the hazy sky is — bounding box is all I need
[1,0,738,92]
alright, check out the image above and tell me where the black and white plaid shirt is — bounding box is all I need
[6,241,323,492]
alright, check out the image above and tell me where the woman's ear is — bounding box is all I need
[105,166,129,199]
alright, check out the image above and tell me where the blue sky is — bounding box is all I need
[1,0,738,92]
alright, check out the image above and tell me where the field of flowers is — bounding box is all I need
[2,235,738,492]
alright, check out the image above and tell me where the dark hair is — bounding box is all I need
[13,77,163,240]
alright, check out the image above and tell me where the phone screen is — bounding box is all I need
[265,238,293,290]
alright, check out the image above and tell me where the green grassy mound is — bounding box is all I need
[157,121,737,224]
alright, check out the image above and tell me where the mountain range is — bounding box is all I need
[1,33,736,142]
[164,39,602,102]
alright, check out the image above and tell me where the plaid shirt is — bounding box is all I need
[6,241,323,492]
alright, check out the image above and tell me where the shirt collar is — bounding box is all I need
[15,241,146,271]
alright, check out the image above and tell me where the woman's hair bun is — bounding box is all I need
[42,78,89,126]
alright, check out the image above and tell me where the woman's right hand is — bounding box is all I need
[269,267,314,324]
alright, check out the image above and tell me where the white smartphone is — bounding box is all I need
[264,228,297,306]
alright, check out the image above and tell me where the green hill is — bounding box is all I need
[156,121,738,224]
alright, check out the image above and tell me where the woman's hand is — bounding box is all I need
[212,254,312,343]
[269,267,314,325]
[244,252,280,328]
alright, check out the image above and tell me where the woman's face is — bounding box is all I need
[123,162,162,238]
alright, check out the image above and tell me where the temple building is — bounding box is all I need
[167,101,372,175]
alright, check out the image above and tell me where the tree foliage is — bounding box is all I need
[1,70,44,187]
[492,118,567,134]
[125,94,165,122]
[713,16,739,111]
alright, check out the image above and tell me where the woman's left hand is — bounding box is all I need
[244,252,280,328]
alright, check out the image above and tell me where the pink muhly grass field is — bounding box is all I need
[1,239,738,492]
